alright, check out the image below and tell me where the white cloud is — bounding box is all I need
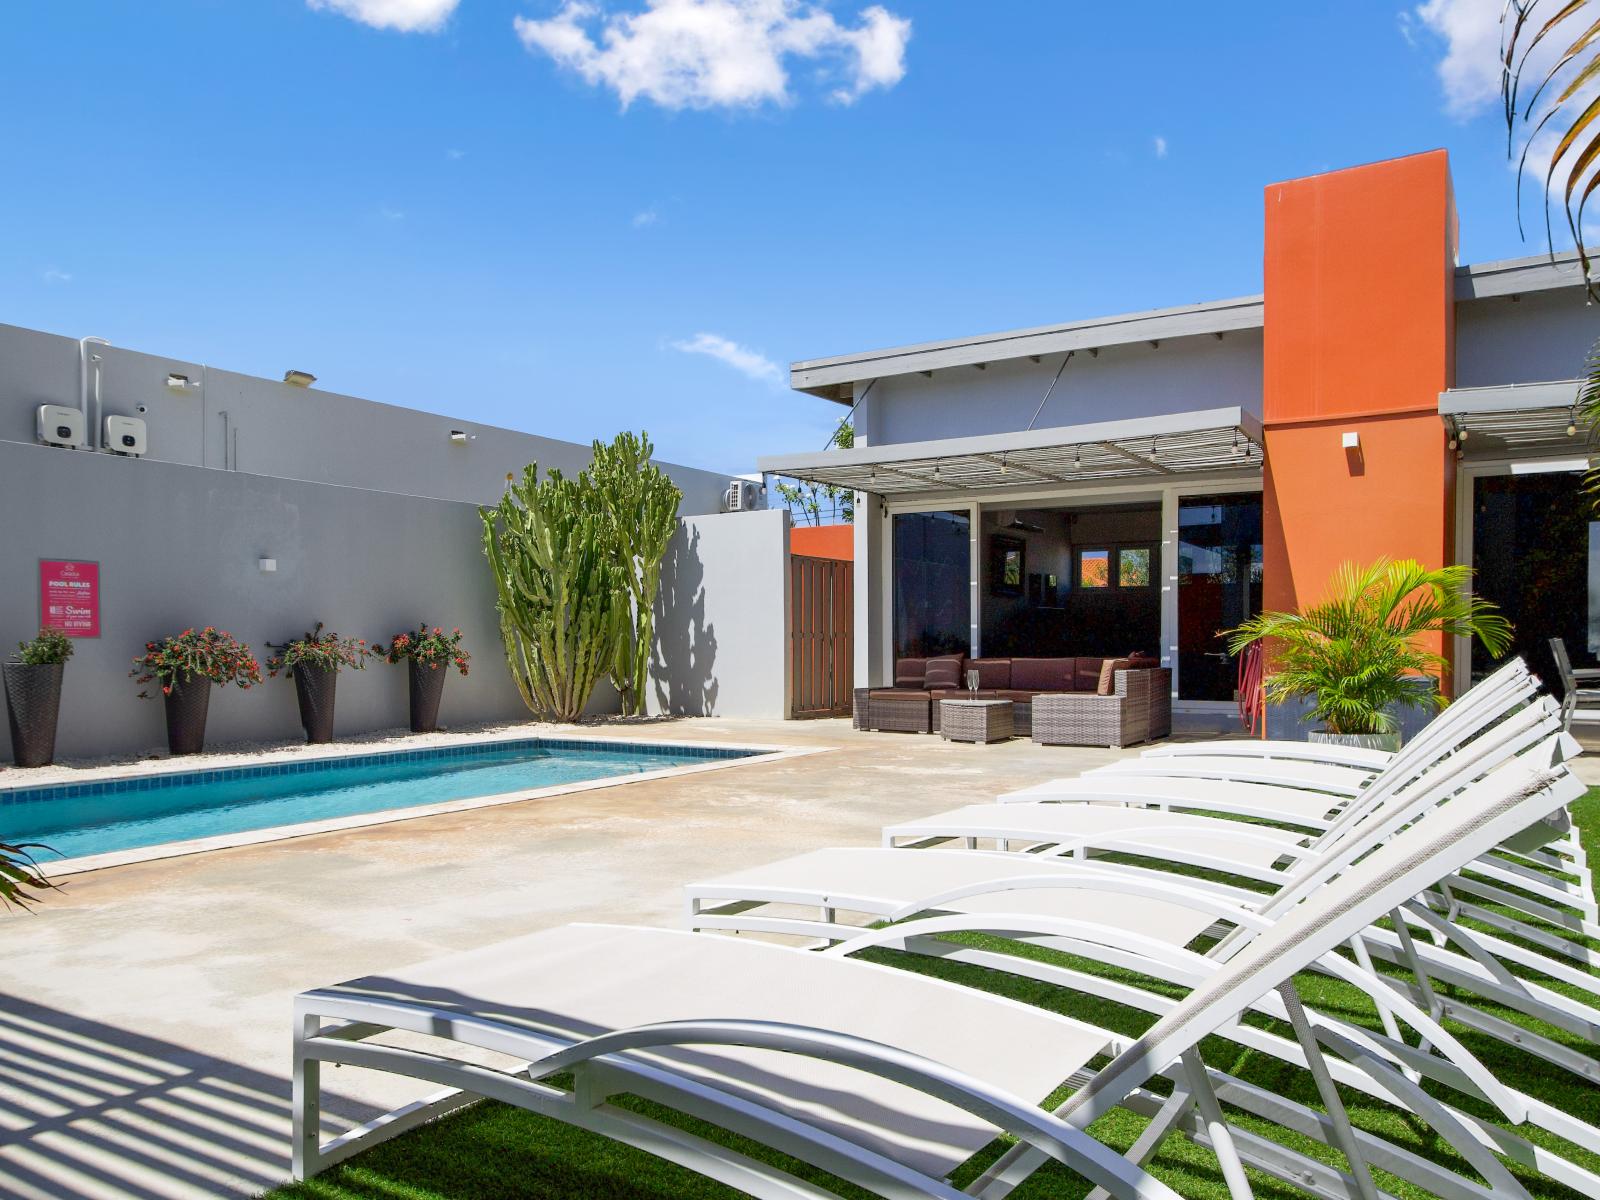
[632,208,659,227]
[1153,135,1167,159]
[1411,0,1501,118]
[446,147,466,160]
[514,0,911,110]
[41,267,71,284]
[307,0,459,33]
[671,332,783,383]
[379,205,406,220]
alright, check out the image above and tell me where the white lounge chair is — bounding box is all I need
[687,750,1600,1197]
[293,753,1580,1199]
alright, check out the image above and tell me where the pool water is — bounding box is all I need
[2,739,755,862]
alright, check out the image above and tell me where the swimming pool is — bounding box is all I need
[2,738,762,864]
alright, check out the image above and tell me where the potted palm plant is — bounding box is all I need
[370,624,470,733]
[1226,559,1512,751]
[266,624,367,744]
[131,627,263,755]
[4,629,73,767]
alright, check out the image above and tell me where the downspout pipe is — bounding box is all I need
[78,336,109,450]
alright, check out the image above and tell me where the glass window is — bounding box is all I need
[893,510,971,662]
[1078,549,1110,588]
[1119,547,1152,588]
[1177,493,1263,702]
[1471,470,1594,689]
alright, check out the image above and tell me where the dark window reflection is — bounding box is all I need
[893,511,971,659]
[1178,493,1262,701]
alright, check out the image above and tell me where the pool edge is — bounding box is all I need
[33,739,830,877]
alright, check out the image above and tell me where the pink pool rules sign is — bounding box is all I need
[39,560,100,638]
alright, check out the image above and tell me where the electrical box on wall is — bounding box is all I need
[37,405,85,448]
[105,415,147,457]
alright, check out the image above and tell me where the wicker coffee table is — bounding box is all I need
[938,698,1014,744]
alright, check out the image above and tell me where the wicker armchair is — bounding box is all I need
[1031,669,1170,748]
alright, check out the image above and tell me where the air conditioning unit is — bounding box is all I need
[105,415,147,457]
[723,478,765,512]
[37,404,85,449]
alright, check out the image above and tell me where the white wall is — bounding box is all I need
[0,321,732,514]
[649,509,791,720]
[0,442,790,762]
[857,330,1264,447]
[1454,290,1596,387]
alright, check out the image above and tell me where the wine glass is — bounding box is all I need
[965,668,980,695]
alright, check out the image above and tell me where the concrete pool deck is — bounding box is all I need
[1,716,1595,1199]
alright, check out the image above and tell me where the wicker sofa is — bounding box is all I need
[854,655,1170,747]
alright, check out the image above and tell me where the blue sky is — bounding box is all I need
[0,1,1558,473]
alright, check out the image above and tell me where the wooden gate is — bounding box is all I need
[789,554,853,718]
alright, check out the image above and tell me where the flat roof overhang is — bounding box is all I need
[1439,380,1586,457]
[759,406,1263,496]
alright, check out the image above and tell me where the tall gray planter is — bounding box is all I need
[408,661,446,733]
[293,666,339,744]
[164,676,212,756]
[3,662,64,768]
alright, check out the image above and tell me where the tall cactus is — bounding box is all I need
[590,431,682,716]
[481,463,627,722]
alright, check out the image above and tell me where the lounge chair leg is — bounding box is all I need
[1276,982,1380,1200]
[1081,1086,1193,1200]
[292,1011,323,1181]
[1178,1050,1254,1200]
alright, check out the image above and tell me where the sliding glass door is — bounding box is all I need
[892,510,971,662]
[1177,492,1262,701]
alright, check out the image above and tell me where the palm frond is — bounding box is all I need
[1226,559,1511,736]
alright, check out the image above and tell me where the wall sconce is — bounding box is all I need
[449,429,473,445]
[283,370,317,388]
[166,373,196,390]
[1341,430,1364,475]
[259,558,277,573]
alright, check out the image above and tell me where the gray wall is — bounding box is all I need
[649,508,791,721]
[1454,290,1596,387]
[0,322,731,513]
[0,442,788,762]
[858,330,1265,447]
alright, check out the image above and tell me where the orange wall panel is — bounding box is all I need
[1263,150,1456,423]
[1262,151,1459,684]
[791,524,854,561]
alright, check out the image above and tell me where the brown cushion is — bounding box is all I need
[965,658,1012,689]
[1074,658,1106,692]
[1127,652,1158,669]
[895,658,928,688]
[924,656,963,690]
[998,688,1048,703]
[1010,657,1074,690]
[869,688,933,701]
[930,689,1006,701]
[1097,657,1132,696]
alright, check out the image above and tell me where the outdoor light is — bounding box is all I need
[283,370,317,388]
[449,429,471,444]
[166,373,194,390]
[1459,428,1469,441]
[1340,431,1360,451]
[1447,437,1458,450]
[258,558,277,573]
[1569,409,1580,437]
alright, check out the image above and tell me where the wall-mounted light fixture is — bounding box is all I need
[448,429,473,445]
[166,373,195,390]
[1341,430,1364,475]
[283,370,317,388]
[259,558,277,573]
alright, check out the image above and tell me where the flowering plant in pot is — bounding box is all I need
[4,629,73,768]
[370,624,469,733]
[131,627,262,755]
[1226,559,1511,751]
[266,623,367,744]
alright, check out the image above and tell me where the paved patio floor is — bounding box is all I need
[3,716,1594,1200]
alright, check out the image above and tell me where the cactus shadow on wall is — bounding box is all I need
[650,527,718,716]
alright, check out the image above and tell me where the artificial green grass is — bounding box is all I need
[266,790,1600,1200]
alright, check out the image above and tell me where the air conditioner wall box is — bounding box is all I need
[723,477,766,513]
[37,404,85,448]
